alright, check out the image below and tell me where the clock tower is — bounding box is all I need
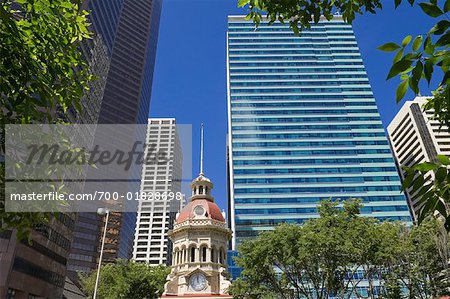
[161,126,233,299]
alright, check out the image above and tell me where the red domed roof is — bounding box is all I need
[176,199,225,223]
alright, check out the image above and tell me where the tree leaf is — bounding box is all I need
[378,42,401,52]
[409,61,423,93]
[435,32,450,47]
[418,195,437,223]
[424,34,435,55]
[412,175,426,193]
[435,199,448,218]
[387,59,413,79]
[419,2,444,17]
[414,161,439,172]
[445,0,450,12]
[412,36,423,51]
[435,166,447,183]
[402,35,412,47]
[397,79,409,102]
[441,71,450,85]
[424,59,434,84]
[60,2,72,9]
[238,0,249,7]
[430,20,450,35]
[395,0,402,8]
[401,171,415,191]
[437,154,450,165]
[393,49,404,63]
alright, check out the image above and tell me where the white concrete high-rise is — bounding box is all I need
[387,96,450,220]
[133,118,184,265]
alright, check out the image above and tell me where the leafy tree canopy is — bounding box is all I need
[0,0,92,238]
[230,200,450,299]
[80,259,170,299]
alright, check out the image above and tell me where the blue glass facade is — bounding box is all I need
[226,16,412,248]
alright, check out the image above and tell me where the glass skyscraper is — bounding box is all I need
[67,0,163,284]
[226,15,411,248]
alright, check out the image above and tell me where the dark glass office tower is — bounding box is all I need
[66,0,163,284]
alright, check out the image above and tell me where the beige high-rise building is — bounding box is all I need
[387,96,450,220]
[132,118,184,265]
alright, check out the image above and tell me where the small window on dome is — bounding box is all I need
[194,205,205,216]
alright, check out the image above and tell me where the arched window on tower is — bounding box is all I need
[190,247,196,263]
[211,247,216,263]
[202,246,207,262]
[180,246,186,264]
[219,248,224,264]
[174,248,179,265]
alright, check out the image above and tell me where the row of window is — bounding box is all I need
[229,49,360,55]
[228,32,355,37]
[235,216,411,227]
[228,26,352,32]
[235,205,409,215]
[13,257,65,288]
[71,242,96,252]
[69,253,93,262]
[228,21,351,26]
[233,149,391,157]
[234,185,401,194]
[235,176,399,184]
[34,224,71,251]
[229,38,356,44]
[230,74,367,81]
[232,132,386,139]
[232,108,378,115]
[135,253,166,259]
[234,195,406,204]
[231,102,375,108]
[23,239,67,265]
[232,116,380,123]
[232,124,382,131]
[232,140,389,148]
[228,43,356,49]
[233,166,397,175]
[232,88,372,94]
[229,55,361,62]
[73,231,97,241]
[233,157,395,166]
[231,94,373,100]
[230,80,369,87]
[231,68,365,75]
[230,61,363,68]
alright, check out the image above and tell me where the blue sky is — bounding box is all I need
[150,0,437,212]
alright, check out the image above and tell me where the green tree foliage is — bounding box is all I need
[80,259,170,299]
[0,0,91,125]
[237,0,450,229]
[230,200,450,299]
[402,155,450,230]
[0,0,92,238]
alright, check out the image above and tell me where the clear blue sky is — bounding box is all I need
[149,0,437,212]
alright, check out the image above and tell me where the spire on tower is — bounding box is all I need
[200,123,204,175]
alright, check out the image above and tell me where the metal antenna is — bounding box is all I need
[200,123,204,175]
